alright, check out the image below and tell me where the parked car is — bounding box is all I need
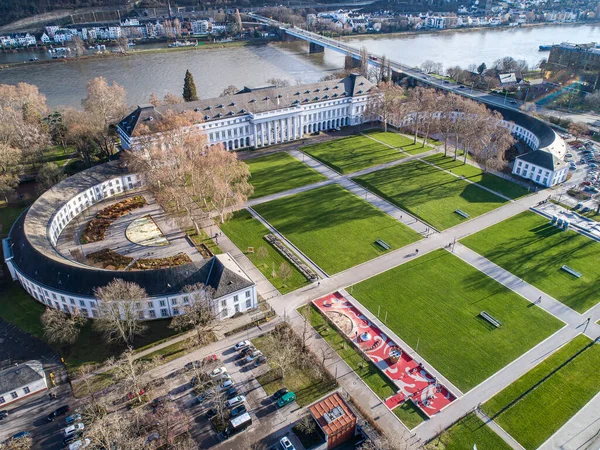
[0,410,8,420]
[185,360,202,371]
[509,100,517,104]
[234,340,251,351]
[226,395,246,409]
[218,380,235,392]
[277,392,296,408]
[273,388,289,400]
[47,405,70,421]
[196,391,214,404]
[254,355,267,367]
[245,350,263,363]
[127,389,145,400]
[230,404,247,418]
[240,346,256,356]
[280,436,296,450]
[203,354,218,363]
[225,387,238,399]
[190,376,199,387]
[68,438,91,450]
[65,413,82,425]
[566,153,573,158]
[63,434,83,446]
[206,408,218,419]
[9,431,30,441]
[582,181,592,186]
[210,367,228,378]
[63,423,85,437]
[590,163,597,168]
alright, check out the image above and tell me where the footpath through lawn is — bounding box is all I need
[483,335,600,450]
[219,210,309,294]
[425,412,511,450]
[246,152,327,199]
[350,249,563,392]
[461,211,600,313]
[301,134,406,174]
[353,160,508,230]
[252,184,422,274]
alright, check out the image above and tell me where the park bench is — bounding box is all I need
[376,239,391,250]
[454,209,470,219]
[479,311,502,328]
[561,265,582,278]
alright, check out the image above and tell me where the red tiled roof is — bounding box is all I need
[309,393,356,437]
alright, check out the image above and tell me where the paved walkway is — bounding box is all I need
[475,408,525,450]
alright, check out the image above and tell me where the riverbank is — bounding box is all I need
[0,38,274,70]
[339,20,600,41]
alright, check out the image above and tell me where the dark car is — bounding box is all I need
[62,433,82,446]
[11,431,30,440]
[190,376,199,387]
[273,388,289,400]
[47,405,70,421]
[0,410,8,420]
[206,408,218,419]
[184,360,202,371]
[230,404,247,418]
[458,85,465,89]
[225,387,238,399]
[509,100,517,104]
[254,356,267,367]
[443,80,449,84]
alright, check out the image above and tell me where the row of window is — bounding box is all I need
[0,387,31,404]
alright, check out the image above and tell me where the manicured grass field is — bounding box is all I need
[301,134,405,174]
[461,211,600,313]
[187,228,222,255]
[350,249,563,392]
[302,305,398,401]
[424,154,530,199]
[246,152,327,199]
[220,209,308,294]
[0,204,26,239]
[425,413,511,450]
[483,335,600,450]
[365,130,434,155]
[253,184,422,274]
[353,160,508,230]
[393,402,429,429]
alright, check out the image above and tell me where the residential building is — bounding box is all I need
[40,33,51,44]
[0,361,47,406]
[191,20,210,35]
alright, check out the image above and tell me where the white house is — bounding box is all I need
[40,33,51,44]
[191,20,210,35]
[512,150,568,187]
[0,361,47,406]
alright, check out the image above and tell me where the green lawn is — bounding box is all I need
[365,130,434,155]
[253,184,422,274]
[350,249,563,392]
[393,401,429,429]
[253,333,337,407]
[423,154,530,199]
[220,210,309,294]
[301,135,405,174]
[483,335,600,450]
[187,229,222,255]
[302,305,398,401]
[246,152,327,199]
[353,160,508,230]
[425,413,511,450]
[0,204,26,239]
[461,211,600,313]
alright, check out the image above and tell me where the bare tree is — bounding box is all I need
[277,262,293,287]
[147,401,190,447]
[164,92,183,105]
[220,85,239,96]
[93,279,148,347]
[111,348,149,403]
[262,325,297,379]
[169,283,219,345]
[86,408,145,450]
[300,306,312,353]
[115,36,129,53]
[359,46,369,77]
[36,162,66,193]
[68,36,86,57]
[256,245,269,267]
[3,435,33,450]
[0,143,21,201]
[40,307,85,346]
[365,81,406,132]
[266,78,290,88]
[148,93,163,107]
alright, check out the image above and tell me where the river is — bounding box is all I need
[0,23,597,108]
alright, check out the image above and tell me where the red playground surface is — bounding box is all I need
[313,292,455,417]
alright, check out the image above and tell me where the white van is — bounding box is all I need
[69,438,91,450]
[63,423,85,437]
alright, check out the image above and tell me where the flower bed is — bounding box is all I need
[87,248,133,270]
[80,196,147,244]
[131,253,192,270]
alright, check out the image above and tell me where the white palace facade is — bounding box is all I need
[117,74,374,151]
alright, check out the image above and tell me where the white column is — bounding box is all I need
[287,118,292,141]
[253,124,258,147]
[267,122,272,146]
[279,119,284,142]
